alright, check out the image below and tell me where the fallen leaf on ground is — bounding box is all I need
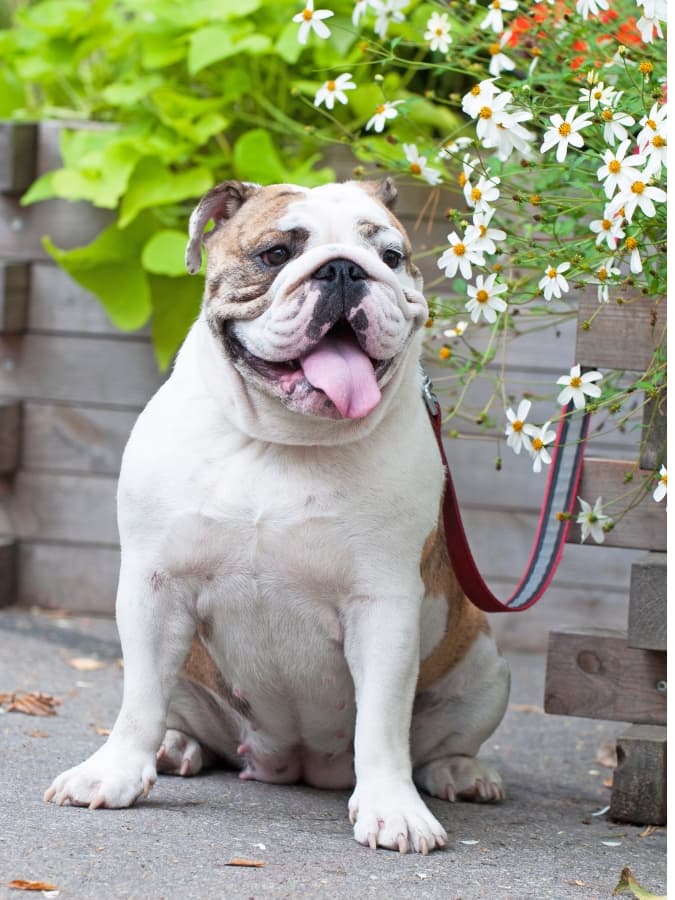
[603,775,614,788]
[596,740,619,768]
[602,840,622,847]
[612,866,666,898]
[225,858,265,868]
[508,703,544,714]
[0,692,61,717]
[639,825,658,838]
[568,880,586,887]
[28,730,49,738]
[93,726,112,736]
[7,880,58,891]
[65,657,106,671]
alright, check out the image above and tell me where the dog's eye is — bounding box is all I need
[382,249,402,269]
[261,246,291,267]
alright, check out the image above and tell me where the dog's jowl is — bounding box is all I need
[44,179,510,854]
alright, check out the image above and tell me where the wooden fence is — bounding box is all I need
[0,122,664,651]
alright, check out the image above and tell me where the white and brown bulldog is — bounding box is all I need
[44,179,510,854]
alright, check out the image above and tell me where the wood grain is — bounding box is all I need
[544,628,666,725]
[610,725,667,825]
[18,541,120,614]
[0,123,37,194]
[576,293,665,372]
[0,536,17,607]
[0,261,29,333]
[0,400,21,474]
[628,552,666,651]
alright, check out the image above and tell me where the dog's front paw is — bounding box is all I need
[348,779,447,854]
[44,743,157,809]
[415,755,505,803]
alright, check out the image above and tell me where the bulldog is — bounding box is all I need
[44,178,510,854]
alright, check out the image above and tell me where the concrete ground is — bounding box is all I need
[0,608,667,900]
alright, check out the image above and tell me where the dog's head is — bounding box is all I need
[186,179,428,421]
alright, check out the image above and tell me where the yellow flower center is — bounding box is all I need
[375,104,386,115]
[547,267,557,278]
[652,135,666,148]
[660,473,667,486]
[439,346,451,360]
[458,172,467,187]
[625,236,638,250]
[601,218,612,231]
[646,117,657,130]
[608,160,621,174]
[532,437,544,451]
[601,109,614,121]
[558,122,572,137]
[512,420,523,432]
[530,194,541,205]
[570,375,583,388]
[491,0,500,8]
[471,187,482,201]
[598,267,608,281]
[479,106,493,119]
[435,27,444,36]
[631,180,645,195]
[453,242,466,256]
[479,224,488,237]
[593,90,603,99]
[326,80,336,91]
[471,85,481,96]
[409,163,422,175]
[640,60,653,75]
[489,42,500,55]
[302,7,313,20]
[476,289,489,303]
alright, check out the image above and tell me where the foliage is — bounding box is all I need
[0,0,667,521]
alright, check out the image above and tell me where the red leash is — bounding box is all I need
[422,374,591,613]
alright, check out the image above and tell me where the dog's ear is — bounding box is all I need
[373,177,398,211]
[185,180,261,275]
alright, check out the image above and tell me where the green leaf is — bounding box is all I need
[21,171,59,205]
[149,274,203,370]
[275,21,303,65]
[42,215,155,330]
[119,158,213,227]
[188,24,271,74]
[142,229,188,276]
[233,129,334,187]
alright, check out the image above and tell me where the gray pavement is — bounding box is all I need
[0,608,666,900]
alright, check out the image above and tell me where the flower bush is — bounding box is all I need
[0,0,667,532]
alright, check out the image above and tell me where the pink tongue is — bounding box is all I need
[299,334,381,419]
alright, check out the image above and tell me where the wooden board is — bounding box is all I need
[566,458,666,550]
[609,725,667,825]
[0,400,21,474]
[576,293,665,372]
[0,123,37,194]
[639,392,667,472]
[0,261,29,333]
[18,541,120,614]
[0,536,17,607]
[628,552,667,650]
[0,334,164,408]
[544,628,666,725]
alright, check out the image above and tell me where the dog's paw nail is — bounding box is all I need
[348,807,357,825]
[436,834,446,848]
[397,834,408,854]
[157,746,166,761]
[89,794,105,810]
[43,787,56,803]
[367,832,377,850]
[446,785,456,802]
[179,759,191,777]
[419,837,429,856]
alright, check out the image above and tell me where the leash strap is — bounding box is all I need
[422,374,591,613]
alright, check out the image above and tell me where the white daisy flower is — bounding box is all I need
[293,0,334,44]
[425,11,452,53]
[488,32,516,77]
[474,88,514,147]
[465,273,508,324]
[403,144,442,185]
[637,102,667,149]
[461,79,499,119]
[523,421,556,473]
[314,73,356,110]
[576,0,609,18]
[596,140,647,199]
[365,99,403,132]
[485,107,535,161]
[437,231,485,280]
[352,0,369,26]
[466,207,506,255]
[607,176,667,223]
[437,136,474,160]
[505,399,533,455]
[578,80,617,110]
[540,105,594,162]
[589,258,621,303]
[556,364,603,409]
[443,321,469,339]
[480,0,518,34]
[372,0,408,39]
[624,236,643,274]
[590,212,625,250]
[653,465,667,502]
[576,497,613,543]
[600,101,636,146]
[539,261,571,301]
[465,173,501,213]
[636,14,664,42]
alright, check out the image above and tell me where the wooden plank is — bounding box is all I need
[21,403,136,476]
[0,470,118,545]
[0,195,112,261]
[628,552,667,650]
[639,391,666,472]
[610,725,667,825]
[17,542,120,614]
[544,628,666,725]
[575,293,665,372]
[29,263,122,335]
[566,458,666,550]
[0,123,37,194]
[0,334,163,408]
[0,535,17,607]
[0,400,21,474]
[0,261,29,333]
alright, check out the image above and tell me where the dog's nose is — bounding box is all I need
[312,259,367,284]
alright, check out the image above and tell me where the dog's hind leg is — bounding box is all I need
[157,729,215,776]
